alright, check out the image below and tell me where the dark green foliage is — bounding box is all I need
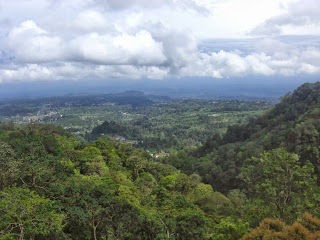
[0,141,20,190]
[175,82,320,194]
[91,120,141,140]
[166,81,320,231]
[241,149,317,225]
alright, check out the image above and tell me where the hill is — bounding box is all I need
[0,123,248,239]
[167,82,320,192]
[2,82,320,239]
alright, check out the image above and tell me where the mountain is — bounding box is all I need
[169,82,320,192]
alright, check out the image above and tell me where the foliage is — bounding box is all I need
[0,187,65,240]
[242,213,320,240]
[0,123,226,239]
[2,82,320,238]
[213,217,250,240]
[241,148,317,224]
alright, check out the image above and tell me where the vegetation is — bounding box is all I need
[2,82,320,238]
[0,123,247,239]
[0,92,271,152]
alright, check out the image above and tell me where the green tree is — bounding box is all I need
[175,209,208,240]
[213,217,250,240]
[0,142,20,190]
[0,187,64,240]
[241,148,318,224]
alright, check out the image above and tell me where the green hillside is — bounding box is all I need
[0,123,249,239]
[2,82,320,239]
[169,82,320,192]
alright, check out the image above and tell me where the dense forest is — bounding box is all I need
[2,82,320,239]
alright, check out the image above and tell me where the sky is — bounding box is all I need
[0,0,319,84]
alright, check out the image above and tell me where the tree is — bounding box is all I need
[213,217,250,240]
[0,142,20,190]
[241,148,318,224]
[0,187,64,240]
[241,213,320,240]
[175,209,208,240]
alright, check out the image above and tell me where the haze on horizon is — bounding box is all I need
[0,0,319,97]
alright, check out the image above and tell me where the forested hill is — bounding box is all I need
[168,81,320,196]
[0,123,252,239]
[3,82,320,239]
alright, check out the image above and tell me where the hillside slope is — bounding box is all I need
[0,123,246,239]
[169,82,320,192]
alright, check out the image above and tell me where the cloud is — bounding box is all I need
[7,20,166,66]
[73,10,111,33]
[86,0,209,13]
[0,63,169,83]
[0,1,320,83]
[178,39,320,78]
[251,0,320,36]
[8,20,63,63]
[68,31,166,65]
[2,36,320,83]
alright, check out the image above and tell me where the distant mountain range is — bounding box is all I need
[0,76,318,101]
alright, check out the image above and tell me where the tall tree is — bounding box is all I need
[241,149,318,224]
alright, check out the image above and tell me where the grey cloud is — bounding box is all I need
[0,62,169,83]
[146,23,198,72]
[86,0,209,13]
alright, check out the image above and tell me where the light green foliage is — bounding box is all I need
[0,187,65,240]
[160,174,178,190]
[194,183,214,201]
[79,146,101,162]
[117,185,140,206]
[85,156,109,177]
[213,217,250,240]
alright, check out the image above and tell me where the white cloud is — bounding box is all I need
[0,64,53,82]
[8,20,166,66]
[0,63,169,83]
[8,20,63,63]
[68,30,166,65]
[0,0,319,83]
[251,0,320,36]
[73,10,111,33]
